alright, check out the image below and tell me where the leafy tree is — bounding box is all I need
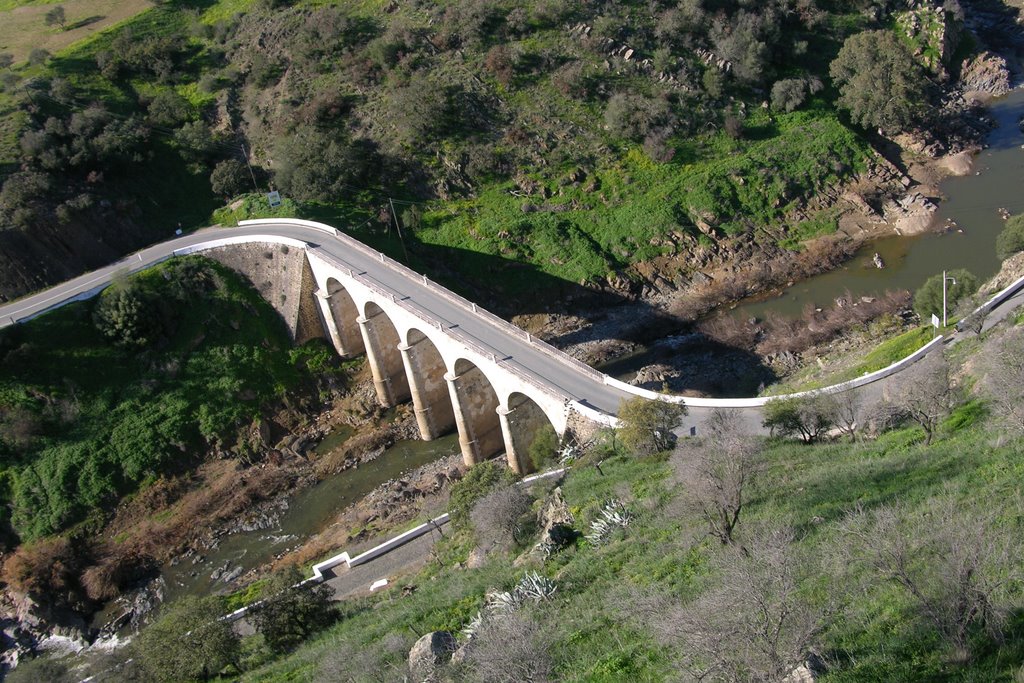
[210,158,251,197]
[174,120,217,163]
[996,213,1024,259]
[449,460,508,526]
[604,93,673,143]
[274,125,379,203]
[527,424,559,472]
[616,397,685,456]
[147,90,192,127]
[133,595,240,682]
[44,6,66,30]
[710,10,780,85]
[762,393,837,443]
[6,656,75,683]
[92,280,162,348]
[771,78,807,112]
[913,268,978,321]
[251,567,337,655]
[830,30,929,134]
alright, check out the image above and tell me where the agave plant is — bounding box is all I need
[586,499,633,546]
[462,610,484,640]
[485,572,558,615]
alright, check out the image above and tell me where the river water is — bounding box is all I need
[151,430,459,608]
[733,87,1024,320]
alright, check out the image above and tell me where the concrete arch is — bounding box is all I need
[322,278,364,357]
[401,328,456,441]
[446,358,503,466]
[359,301,410,407]
[500,392,558,474]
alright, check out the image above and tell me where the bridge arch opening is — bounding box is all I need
[323,278,364,357]
[401,329,456,440]
[359,302,410,407]
[447,358,503,465]
[501,392,558,474]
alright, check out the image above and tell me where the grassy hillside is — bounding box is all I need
[0,0,954,300]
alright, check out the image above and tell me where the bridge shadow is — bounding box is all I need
[341,228,776,398]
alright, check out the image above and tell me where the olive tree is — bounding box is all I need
[617,396,686,456]
[251,567,337,655]
[830,30,928,134]
[762,393,837,443]
[913,268,978,321]
[133,595,240,682]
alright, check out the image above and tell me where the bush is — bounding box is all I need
[617,397,685,456]
[133,595,240,682]
[210,159,251,198]
[449,460,510,526]
[251,567,337,655]
[771,78,807,112]
[996,213,1024,259]
[527,424,559,471]
[92,280,163,348]
[913,269,978,321]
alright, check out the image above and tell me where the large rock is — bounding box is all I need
[960,51,1011,96]
[533,488,577,558]
[408,631,457,682]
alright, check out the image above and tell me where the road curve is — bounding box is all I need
[2,220,1020,435]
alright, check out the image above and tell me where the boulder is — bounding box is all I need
[408,631,458,682]
[959,51,1011,96]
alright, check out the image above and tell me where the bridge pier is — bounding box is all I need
[400,331,455,441]
[445,369,503,466]
[358,308,410,407]
[498,394,551,475]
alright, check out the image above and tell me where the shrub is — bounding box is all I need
[448,460,509,526]
[996,213,1024,259]
[210,159,251,198]
[771,78,807,112]
[92,280,163,348]
[251,567,337,655]
[527,424,558,471]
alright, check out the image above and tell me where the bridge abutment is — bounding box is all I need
[400,331,455,441]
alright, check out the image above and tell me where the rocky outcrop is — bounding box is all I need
[407,631,457,682]
[959,51,1012,95]
[883,192,938,235]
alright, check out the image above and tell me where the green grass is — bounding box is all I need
[236,419,1024,682]
[0,256,331,540]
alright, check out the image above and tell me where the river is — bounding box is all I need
[733,87,1024,320]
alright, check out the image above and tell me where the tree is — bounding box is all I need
[888,352,958,445]
[913,268,978,321]
[470,485,533,549]
[0,53,13,70]
[980,327,1024,435]
[830,30,929,134]
[996,213,1024,259]
[7,656,75,683]
[92,280,162,348]
[616,396,686,456]
[762,393,836,443]
[133,595,240,682]
[669,527,826,681]
[840,498,1020,659]
[174,121,217,163]
[210,158,250,197]
[251,567,337,655]
[274,125,379,203]
[45,6,66,30]
[672,409,763,546]
[147,90,191,127]
[527,424,558,471]
[28,48,50,66]
[771,78,807,112]
[832,387,864,441]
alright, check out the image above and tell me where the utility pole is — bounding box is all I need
[943,270,957,328]
[389,197,410,264]
[241,143,259,193]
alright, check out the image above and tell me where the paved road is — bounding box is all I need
[2,221,1021,436]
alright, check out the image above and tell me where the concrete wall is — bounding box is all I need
[203,242,323,343]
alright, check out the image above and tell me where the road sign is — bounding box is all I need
[267,190,282,208]
[931,313,940,328]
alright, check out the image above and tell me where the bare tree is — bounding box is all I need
[672,409,763,547]
[831,387,864,441]
[981,327,1024,435]
[460,612,554,683]
[840,498,1020,660]
[887,352,959,445]
[470,485,532,550]
[315,631,411,683]
[658,527,826,681]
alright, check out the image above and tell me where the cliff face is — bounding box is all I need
[0,210,168,303]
